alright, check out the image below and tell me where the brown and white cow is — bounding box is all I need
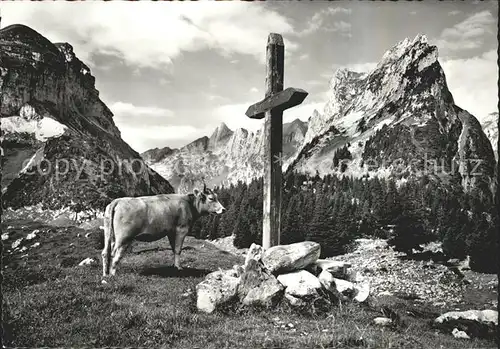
[102,185,226,276]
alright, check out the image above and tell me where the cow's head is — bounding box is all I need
[193,184,226,215]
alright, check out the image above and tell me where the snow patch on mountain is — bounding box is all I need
[2,115,67,141]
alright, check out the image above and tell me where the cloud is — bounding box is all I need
[441,50,498,121]
[250,87,259,93]
[282,101,324,124]
[435,10,495,53]
[2,2,297,67]
[111,102,174,118]
[118,124,206,152]
[448,10,461,16]
[203,93,227,102]
[212,102,264,132]
[298,7,352,37]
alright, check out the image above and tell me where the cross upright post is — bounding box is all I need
[246,33,308,249]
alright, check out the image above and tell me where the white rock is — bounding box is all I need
[26,229,40,240]
[334,278,356,296]
[314,259,351,277]
[19,246,28,253]
[277,270,322,298]
[1,233,9,241]
[31,242,41,248]
[318,270,335,290]
[196,270,240,313]
[78,258,96,266]
[354,282,370,302]
[262,241,321,274]
[26,233,36,240]
[12,238,23,249]
[373,317,392,326]
[318,270,355,298]
[452,328,470,339]
[435,309,498,326]
[244,243,264,268]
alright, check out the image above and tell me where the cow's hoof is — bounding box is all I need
[175,266,184,271]
[101,279,108,284]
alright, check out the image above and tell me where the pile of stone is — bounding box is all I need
[196,241,370,313]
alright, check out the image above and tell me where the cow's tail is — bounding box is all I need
[102,199,119,276]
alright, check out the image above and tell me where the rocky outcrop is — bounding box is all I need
[142,119,309,192]
[1,24,174,211]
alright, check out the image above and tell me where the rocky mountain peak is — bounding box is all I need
[1,24,174,210]
[380,34,431,65]
[209,122,234,148]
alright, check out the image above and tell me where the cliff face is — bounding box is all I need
[1,24,174,211]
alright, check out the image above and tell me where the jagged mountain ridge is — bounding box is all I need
[1,24,174,210]
[142,119,308,192]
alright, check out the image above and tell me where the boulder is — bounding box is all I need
[238,259,283,307]
[196,270,240,313]
[277,270,322,298]
[244,243,264,268]
[452,328,470,339]
[334,278,355,297]
[373,317,392,326]
[434,309,498,339]
[78,257,95,266]
[285,293,306,307]
[262,241,320,274]
[314,259,351,278]
[318,270,355,298]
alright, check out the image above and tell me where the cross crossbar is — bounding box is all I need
[245,87,309,119]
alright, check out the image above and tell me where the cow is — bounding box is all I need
[101,185,226,277]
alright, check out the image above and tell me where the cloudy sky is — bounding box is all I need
[2,1,498,152]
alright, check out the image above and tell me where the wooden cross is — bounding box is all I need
[246,33,308,249]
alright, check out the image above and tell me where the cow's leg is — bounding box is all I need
[102,242,110,277]
[167,233,176,265]
[173,227,189,270]
[110,241,130,276]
